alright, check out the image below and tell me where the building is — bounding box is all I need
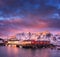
[6,38,20,47]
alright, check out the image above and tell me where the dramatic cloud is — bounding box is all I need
[0,0,59,17]
[0,0,60,37]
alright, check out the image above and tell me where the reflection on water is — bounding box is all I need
[7,47,19,57]
[0,47,60,57]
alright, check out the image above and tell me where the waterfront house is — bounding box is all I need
[7,38,20,47]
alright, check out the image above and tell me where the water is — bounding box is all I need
[0,46,60,57]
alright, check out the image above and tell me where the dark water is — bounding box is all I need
[0,46,60,57]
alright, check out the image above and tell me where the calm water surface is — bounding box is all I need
[0,46,60,57]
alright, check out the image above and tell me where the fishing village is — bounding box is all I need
[0,31,60,49]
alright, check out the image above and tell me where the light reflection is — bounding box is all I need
[7,47,19,57]
[8,45,17,47]
[35,49,50,57]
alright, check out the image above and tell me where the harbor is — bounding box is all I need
[0,0,60,57]
[0,32,60,49]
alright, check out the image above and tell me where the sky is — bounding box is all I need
[0,0,60,38]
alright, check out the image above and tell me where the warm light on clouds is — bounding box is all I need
[0,0,60,38]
